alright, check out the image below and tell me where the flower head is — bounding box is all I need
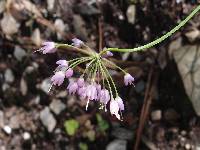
[65,68,73,78]
[124,73,134,86]
[51,71,65,86]
[110,99,120,120]
[78,86,87,98]
[67,81,78,95]
[56,60,68,68]
[72,38,83,47]
[40,42,56,54]
[115,96,124,111]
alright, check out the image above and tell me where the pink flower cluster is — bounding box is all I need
[37,40,135,120]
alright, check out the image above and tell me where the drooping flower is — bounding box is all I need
[124,73,134,86]
[85,84,98,100]
[78,86,87,99]
[56,60,68,68]
[39,42,56,54]
[77,78,84,87]
[67,81,78,95]
[105,51,113,57]
[65,68,73,78]
[110,99,120,120]
[72,38,83,47]
[115,96,124,111]
[51,71,65,86]
[99,89,110,105]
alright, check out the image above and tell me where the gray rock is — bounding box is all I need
[14,46,27,61]
[50,99,66,115]
[185,29,200,42]
[54,19,65,40]
[126,5,136,24]
[151,110,162,121]
[31,28,41,46]
[172,45,200,116]
[2,83,10,91]
[0,13,20,35]
[40,78,52,94]
[112,128,133,140]
[9,115,20,129]
[106,139,127,150]
[73,15,88,40]
[135,80,145,93]
[4,69,14,83]
[40,107,56,132]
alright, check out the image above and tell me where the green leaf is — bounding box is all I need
[96,113,109,132]
[79,142,88,150]
[64,119,79,136]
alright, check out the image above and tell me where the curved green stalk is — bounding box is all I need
[101,5,200,53]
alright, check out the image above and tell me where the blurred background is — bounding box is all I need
[0,0,200,149]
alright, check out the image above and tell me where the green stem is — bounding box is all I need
[69,57,92,69]
[56,43,91,55]
[102,5,200,53]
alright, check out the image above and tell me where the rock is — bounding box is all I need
[185,29,200,42]
[31,28,41,46]
[0,111,4,128]
[73,15,88,40]
[50,99,66,115]
[112,128,133,140]
[40,107,56,132]
[54,19,65,40]
[75,3,100,16]
[126,5,136,24]
[2,83,10,91]
[3,125,12,134]
[14,46,27,61]
[0,1,5,14]
[39,78,52,94]
[171,45,200,116]
[23,132,31,140]
[4,69,14,83]
[9,115,20,129]
[47,0,55,11]
[0,13,20,35]
[106,139,127,150]
[20,78,28,96]
[151,110,162,121]
[185,143,191,150]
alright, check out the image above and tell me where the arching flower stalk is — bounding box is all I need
[36,39,134,120]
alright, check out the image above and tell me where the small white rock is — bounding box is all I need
[14,46,27,61]
[23,132,31,140]
[54,19,65,40]
[50,99,66,115]
[31,28,41,46]
[47,0,55,11]
[3,125,12,134]
[151,110,162,121]
[126,5,136,24]
[4,69,14,83]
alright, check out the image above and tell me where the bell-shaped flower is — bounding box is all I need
[56,60,68,68]
[99,89,110,105]
[110,99,120,120]
[124,73,134,86]
[51,71,65,86]
[115,96,124,111]
[65,68,73,78]
[67,81,78,95]
[72,38,83,47]
[85,84,98,100]
[39,42,56,54]
[77,78,84,87]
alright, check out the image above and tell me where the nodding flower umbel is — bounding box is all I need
[37,38,135,120]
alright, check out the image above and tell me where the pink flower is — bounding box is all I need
[124,73,134,86]
[72,38,83,47]
[77,78,84,87]
[85,84,98,100]
[56,60,68,68]
[67,81,78,95]
[78,86,87,98]
[110,99,120,120]
[65,68,73,78]
[51,71,65,86]
[115,97,124,111]
[40,42,56,54]
[99,89,110,105]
